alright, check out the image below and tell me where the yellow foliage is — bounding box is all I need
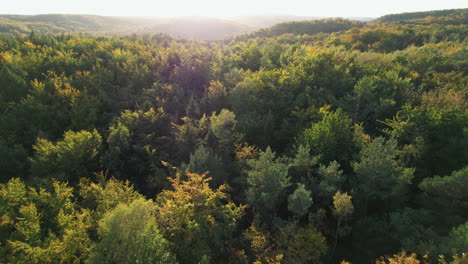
[155,172,245,262]
[246,224,269,252]
[376,252,420,264]
[353,123,371,146]
[16,203,41,242]
[235,143,258,164]
[0,51,13,63]
[79,173,142,217]
[319,104,332,115]
[56,82,81,104]
[23,41,37,50]
[264,254,284,264]
[333,191,354,217]
[156,172,244,231]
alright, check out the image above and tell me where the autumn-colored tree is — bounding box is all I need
[0,178,92,263]
[331,192,354,257]
[155,172,245,263]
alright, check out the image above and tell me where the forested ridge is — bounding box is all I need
[0,8,467,264]
[0,15,255,40]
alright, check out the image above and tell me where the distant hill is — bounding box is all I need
[235,18,365,40]
[265,18,365,35]
[375,8,468,24]
[0,14,254,40]
[0,14,135,34]
[148,17,255,40]
[229,15,321,28]
[229,15,373,28]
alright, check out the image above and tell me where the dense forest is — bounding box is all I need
[0,8,467,264]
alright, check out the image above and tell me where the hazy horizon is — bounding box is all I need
[2,0,467,19]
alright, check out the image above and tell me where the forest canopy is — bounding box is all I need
[0,8,467,264]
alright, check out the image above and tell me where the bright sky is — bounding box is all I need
[2,0,467,18]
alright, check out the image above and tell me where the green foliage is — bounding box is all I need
[239,42,262,71]
[445,222,468,254]
[246,147,291,219]
[419,166,468,200]
[0,138,27,181]
[288,184,313,217]
[0,64,28,110]
[30,129,102,182]
[385,106,468,179]
[282,224,328,264]
[185,145,227,187]
[353,137,414,212]
[344,72,412,131]
[79,174,143,219]
[304,108,354,164]
[314,161,345,203]
[416,167,468,245]
[101,122,131,170]
[89,198,176,264]
[209,109,238,158]
[230,70,283,149]
[103,107,173,194]
[202,80,228,113]
[290,145,319,181]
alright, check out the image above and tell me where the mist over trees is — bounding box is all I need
[0,8,467,264]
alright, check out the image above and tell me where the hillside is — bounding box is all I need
[229,15,322,27]
[0,14,137,34]
[148,17,255,40]
[236,18,365,39]
[375,8,468,24]
[230,14,373,28]
[0,14,254,39]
